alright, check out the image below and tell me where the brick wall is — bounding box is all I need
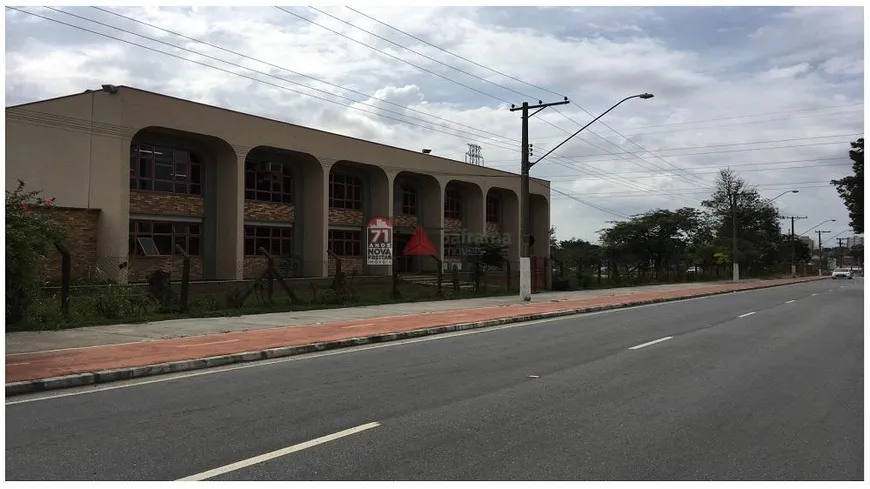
[445,217,463,231]
[128,256,204,283]
[328,255,365,276]
[486,222,499,234]
[243,256,269,279]
[394,214,417,228]
[130,190,204,216]
[40,207,100,284]
[245,201,295,222]
[329,207,364,226]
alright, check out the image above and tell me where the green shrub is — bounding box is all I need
[552,276,571,291]
[6,180,67,325]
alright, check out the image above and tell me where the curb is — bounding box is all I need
[5,277,825,397]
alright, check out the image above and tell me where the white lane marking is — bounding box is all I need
[812,293,818,296]
[6,361,30,367]
[6,280,823,405]
[738,312,756,318]
[628,336,673,350]
[785,300,795,304]
[175,339,240,348]
[176,422,381,481]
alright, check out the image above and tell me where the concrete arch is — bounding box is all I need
[444,180,485,234]
[127,126,238,281]
[242,146,325,277]
[529,193,550,258]
[393,171,443,273]
[485,186,520,263]
[327,160,392,276]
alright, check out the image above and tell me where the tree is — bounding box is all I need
[831,138,863,234]
[6,180,67,324]
[701,169,782,275]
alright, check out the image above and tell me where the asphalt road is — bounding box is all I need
[6,278,863,481]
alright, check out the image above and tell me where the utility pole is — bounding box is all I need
[510,98,569,301]
[510,93,653,300]
[836,237,848,268]
[779,215,807,277]
[731,189,741,282]
[817,229,831,275]
[511,99,569,259]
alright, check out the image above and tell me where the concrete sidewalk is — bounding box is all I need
[6,279,767,355]
[5,276,825,396]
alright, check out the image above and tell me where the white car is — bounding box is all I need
[831,268,853,279]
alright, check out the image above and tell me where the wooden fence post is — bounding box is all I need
[174,244,190,312]
[54,242,71,316]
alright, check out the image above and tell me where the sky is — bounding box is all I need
[4,4,865,245]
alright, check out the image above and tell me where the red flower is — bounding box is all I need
[44,198,55,205]
[21,204,28,210]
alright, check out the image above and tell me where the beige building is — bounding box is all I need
[6,85,551,284]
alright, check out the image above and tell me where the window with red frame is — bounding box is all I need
[129,143,203,195]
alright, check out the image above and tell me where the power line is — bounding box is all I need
[487,139,857,168]
[532,107,864,140]
[551,181,834,198]
[284,7,707,192]
[539,161,850,181]
[310,6,547,104]
[345,6,565,100]
[274,6,512,104]
[88,6,530,153]
[486,133,860,164]
[38,7,524,153]
[0,9,702,206]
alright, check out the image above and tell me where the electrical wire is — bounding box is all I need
[24,6,699,204]
[279,6,709,193]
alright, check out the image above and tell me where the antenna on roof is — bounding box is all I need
[465,143,484,166]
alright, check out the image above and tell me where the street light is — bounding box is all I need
[511,92,654,300]
[767,189,800,202]
[732,189,799,282]
[799,218,836,236]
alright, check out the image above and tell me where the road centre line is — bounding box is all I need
[628,337,673,350]
[785,300,796,304]
[176,422,381,481]
[738,312,756,318]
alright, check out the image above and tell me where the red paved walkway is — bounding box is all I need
[5,277,819,383]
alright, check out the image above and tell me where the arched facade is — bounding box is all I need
[4,86,551,284]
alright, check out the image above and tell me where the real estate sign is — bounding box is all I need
[366,216,393,266]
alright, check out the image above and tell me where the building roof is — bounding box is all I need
[7,85,550,186]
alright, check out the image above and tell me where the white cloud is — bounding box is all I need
[5,5,864,243]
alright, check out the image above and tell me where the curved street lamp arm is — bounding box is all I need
[531,93,652,167]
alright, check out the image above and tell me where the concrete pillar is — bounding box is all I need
[530,194,550,258]
[419,176,444,271]
[300,160,328,277]
[213,151,243,279]
[501,190,520,264]
[367,168,393,276]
